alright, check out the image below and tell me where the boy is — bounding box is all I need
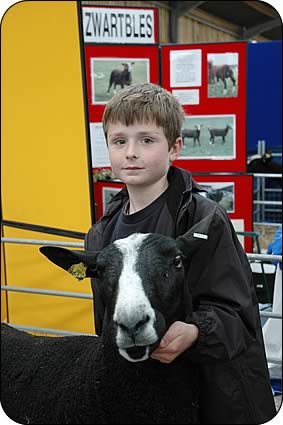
[85,83,276,424]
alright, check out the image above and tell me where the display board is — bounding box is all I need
[193,174,253,252]
[79,4,160,170]
[84,44,160,169]
[161,42,247,172]
[93,181,124,219]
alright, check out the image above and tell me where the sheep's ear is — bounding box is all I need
[39,247,100,281]
[176,208,216,258]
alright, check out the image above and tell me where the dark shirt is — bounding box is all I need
[102,186,170,248]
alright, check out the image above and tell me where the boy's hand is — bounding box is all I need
[150,321,199,363]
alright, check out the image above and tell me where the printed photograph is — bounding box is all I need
[180,114,236,159]
[102,187,121,213]
[91,58,150,104]
[199,182,235,212]
[208,52,238,98]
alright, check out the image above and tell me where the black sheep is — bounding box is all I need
[182,125,201,147]
[207,124,232,145]
[1,215,212,424]
[107,62,134,94]
[247,152,282,188]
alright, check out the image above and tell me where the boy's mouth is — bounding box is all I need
[123,166,144,170]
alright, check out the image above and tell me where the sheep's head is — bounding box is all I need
[40,212,214,363]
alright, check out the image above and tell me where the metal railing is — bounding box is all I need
[250,141,282,225]
[253,173,282,225]
[1,236,282,362]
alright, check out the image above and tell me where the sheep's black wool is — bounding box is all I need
[1,323,198,424]
[2,224,212,424]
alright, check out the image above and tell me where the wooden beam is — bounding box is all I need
[244,1,280,18]
[175,1,207,17]
[243,17,282,39]
[169,0,179,43]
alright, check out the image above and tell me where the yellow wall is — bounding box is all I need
[1,1,95,334]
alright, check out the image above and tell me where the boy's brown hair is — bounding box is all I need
[102,83,185,148]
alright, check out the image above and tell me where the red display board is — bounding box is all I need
[193,174,253,252]
[79,4,160,172]
[93,174,253,252]
[161,42,247,173]
[83,43,160,171]
[93,180,124,220]
[84,44,160,122]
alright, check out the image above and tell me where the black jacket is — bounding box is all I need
[85,166,276,424]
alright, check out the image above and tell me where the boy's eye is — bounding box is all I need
[114,139,125,145]
[142,138,154,144]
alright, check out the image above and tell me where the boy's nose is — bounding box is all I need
[126,143,139,159]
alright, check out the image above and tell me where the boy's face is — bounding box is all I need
[107,121,182,187]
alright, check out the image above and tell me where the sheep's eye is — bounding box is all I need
[174,255,183,269]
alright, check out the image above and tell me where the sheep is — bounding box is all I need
[247,151,282,189]
[208,61,236,96]
[247,152,282,175]
[1,214,213,424]
[107,62,134,94]
[181,125,201,147]
[207,124,232,145]
[206,190,224,203]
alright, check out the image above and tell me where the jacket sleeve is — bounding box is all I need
[185,206,259,362]
[84,225,105,336]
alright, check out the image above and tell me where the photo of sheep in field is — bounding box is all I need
[91,58,149,104]
[180,114,236,159]
[102,187,120,213]
[200,182,235,212]
[208,52,238,98]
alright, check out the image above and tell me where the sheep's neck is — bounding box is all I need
[126,177,168,214]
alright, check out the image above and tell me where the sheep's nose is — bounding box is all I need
[116,315,150,337]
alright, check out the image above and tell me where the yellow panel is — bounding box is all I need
[1,2,95,333]
[1,0,92,231]
[2,227,95,334]
[1,240,8,322]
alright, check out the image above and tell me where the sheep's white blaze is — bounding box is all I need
[113,233,158,354]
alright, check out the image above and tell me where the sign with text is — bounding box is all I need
[82,6,158,44]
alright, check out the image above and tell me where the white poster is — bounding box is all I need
[172,89,200,105]
[170,49,202,87]
[231,219,245,248]
[82,7,155,44]
[89,123,110,167]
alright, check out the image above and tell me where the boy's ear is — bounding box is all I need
[39,247,100,280]
[176,207,216,259]
[169,137,183,162]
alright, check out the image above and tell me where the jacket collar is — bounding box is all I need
[168,166,205,194]
[102,166,204,218]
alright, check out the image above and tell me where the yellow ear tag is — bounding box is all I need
[68,262,87,281]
